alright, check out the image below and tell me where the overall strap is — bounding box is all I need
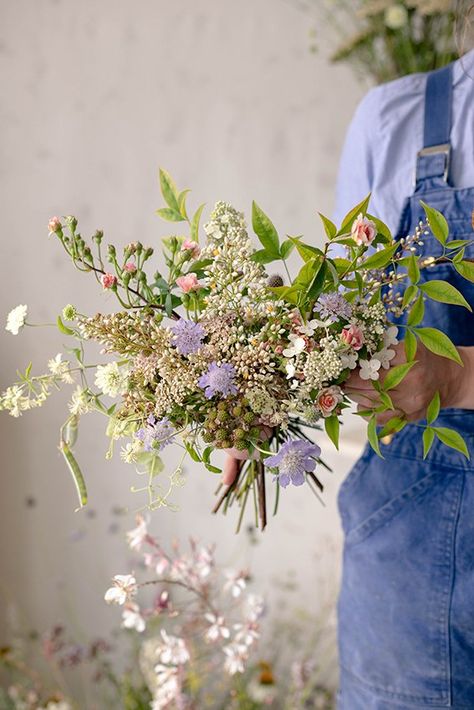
[415,64,453,185]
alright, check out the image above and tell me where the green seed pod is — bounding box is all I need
[234,439,248,451]
[202,431,214,443]
[220,440,231,449]
[243,412,255,424]
[233,428,245,440]
[232,406,243,417]
[249,426,260,439]
[92,230,104,244]
[216,429,228,441]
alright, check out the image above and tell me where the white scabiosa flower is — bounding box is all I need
[94,362,128,397]
[5,304,28,335]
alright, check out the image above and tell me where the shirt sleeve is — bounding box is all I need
[333,86,382,226]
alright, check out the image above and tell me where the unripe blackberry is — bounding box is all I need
[202,432,214,443]
[233,428,245,440]
[243,412,255,425]
[267,274,284,288]
[232,406,243,417]
[218,402,227,412]
[218,411,230,423]
[235,440,248,451]
[216,430,228,441]
[249,426,260,439]
[221,440,231,449]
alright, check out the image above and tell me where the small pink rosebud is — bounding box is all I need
[317,385,343,417]
[341,324,364,350]
[100,272,118,290]
[181,239,201,258]
[176,272,201,293]
[124,261,137,273]
[48,216,62,234]
[351,213,376,247]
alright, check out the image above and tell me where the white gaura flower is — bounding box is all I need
[5,304,28,335]
[152,664,180,710]
[383,326,399,348]
[246,593,265,622]
[122,603,146,632]
[94,362,128,397]
[104,574,137,605]
[376,347,396,370]
[48,353,74,384]
[282,334,306,358]
[223,569,247,598]
[205,613,230,642]
[359,358,382,381]
[223,642,248,675]
[158,630,190,665]
[126,515,148,551]
[340,351,358,370]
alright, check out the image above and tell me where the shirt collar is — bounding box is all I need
[453,48,474,86]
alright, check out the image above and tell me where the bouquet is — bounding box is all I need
[1,169,472,531]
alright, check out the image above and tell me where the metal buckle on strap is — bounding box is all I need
[415,142,451,185]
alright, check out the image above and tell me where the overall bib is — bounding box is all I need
[337,65,474,709]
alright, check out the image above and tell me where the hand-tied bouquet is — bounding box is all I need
[1,170,473,530]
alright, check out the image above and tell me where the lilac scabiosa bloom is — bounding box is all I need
[198,362,238,399]
[313,292,352,322]
[264,439,321,488]
[171,318,206,356]
[136,415,175,451]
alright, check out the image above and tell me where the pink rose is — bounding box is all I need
[317,386,343,418]
[351,213,376,247]
[124,261,137,273]
[181,239,201,258]
[48,216,62,234]
[341,324,364,350]
[176,273,201,293]
[100,272,117,290]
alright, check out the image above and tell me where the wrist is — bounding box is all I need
[443,347,474,410]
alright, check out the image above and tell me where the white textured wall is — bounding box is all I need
[0,0,366,691]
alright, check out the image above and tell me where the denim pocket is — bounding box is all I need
[338,459,465,705]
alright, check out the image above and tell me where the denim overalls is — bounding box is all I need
[337,65,474,709]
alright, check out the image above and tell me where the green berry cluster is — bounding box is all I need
[202,399,261,450]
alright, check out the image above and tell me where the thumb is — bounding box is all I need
[222,455,240,486]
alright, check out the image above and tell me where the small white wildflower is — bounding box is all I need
[122,603,145,632]
[223,643,248,675]
[285,361,296,379]
[120,440,142,464]
[68,386,92,416]
[5,305,28,335]
[104,574,137,605]
[376,347,396,369]
[359,358,382,381]
[94,362,128,397]
[157,629,190,665]
[223,569,247,597]
[340,351,358,370]
[383,325,399,348]
[204,613,230,642]
[126,515,148,551]
[282,334,306,358]
[385,4,408,29]
[48,353,74,384]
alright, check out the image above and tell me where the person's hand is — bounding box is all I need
[345,341,468,425]
[221,426,273,487]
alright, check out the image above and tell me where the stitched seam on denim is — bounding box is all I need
[339,665,449,704]
[445,474,465,705]
[345,470,439,546]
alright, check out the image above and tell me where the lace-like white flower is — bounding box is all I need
[5,305,27,335]
[359,358,382,381]
[68,386,93,416]
[104,574,137,605]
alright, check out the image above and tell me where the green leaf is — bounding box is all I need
[57,315,75,336]
[366,213,392,243]
[404,329,418,361]
[185,442,202,462]
[453,248,466,263]
[333,257,352,274]
[426,391,440,424]
[191,202,205,243]
[295,258,321,288]
[318,213,337,240]
[289,236,323,263]
[416,327,463,365]
[407,255,420,284]
[433,427,470,459]
[378,391,394,409]
[423,428,435,459]
[358,244,398,271]
[307,261,327,300]
[379,416,407,438]
[382,361,417,391]
[60,441,87,510]
[280,238,295,259]
[252,201,280,256]
[446,239,472,249]
[402,284,418,309]
[324,415,340,450]
[165,293,173,317]
[159,168,180,212]
[420,200,449,245]
[454,260,474,283]
[339,194,371,234]
[268,285,300,305]
[419,280,472,311]
[156,207,184,222]
[177,189,190,220]
[251,248,277,264]
[407,293,425,326]
[135,451,164,476]
[367,416,383,458]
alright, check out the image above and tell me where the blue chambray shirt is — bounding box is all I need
[333,49,474,235]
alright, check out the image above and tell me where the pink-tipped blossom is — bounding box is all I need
[176,273,201,293]
[100,272,118,290]
[124,261,137,273]
[48,216,62,234]
[181,239,201,258]
[317,385,343,417]
[351,213,376,247]
[341,324,364,350]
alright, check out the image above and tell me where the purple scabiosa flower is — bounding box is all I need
[264,439,321,488]
[136,415,175,451]
[171,318,206,356]
[313,292,352,322]
[198,362,238,399]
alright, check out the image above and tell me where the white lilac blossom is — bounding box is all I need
[359,358,382,381]
[136,415,175,451]
[104,574,137,605]
[198,362,238,399]
[94,362,128,397]
[313,292,352,322]
[171,318,206,355]
[5,304,28,335]
[265,440,322,488]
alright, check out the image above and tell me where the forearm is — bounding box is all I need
[446,347,474,410]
